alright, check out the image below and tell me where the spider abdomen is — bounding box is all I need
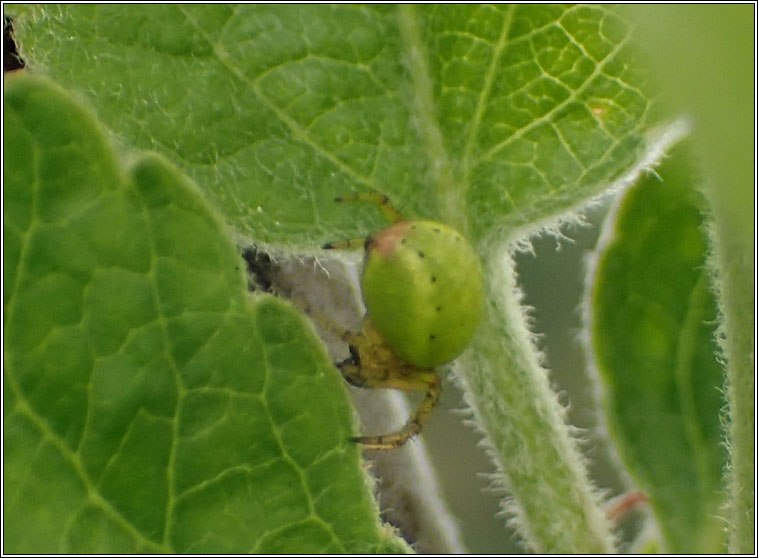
[360,220,484,368]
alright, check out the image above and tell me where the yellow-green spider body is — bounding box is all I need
[324,193,483,449]
[361,220,483,368]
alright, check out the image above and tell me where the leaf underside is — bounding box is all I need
[12,4,656,245]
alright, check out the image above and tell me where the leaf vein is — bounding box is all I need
[462,4,515,179]
[482,28,633,162]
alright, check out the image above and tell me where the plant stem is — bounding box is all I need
[455,247,615,553]
[708,218,755,554]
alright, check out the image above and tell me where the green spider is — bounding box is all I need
[324,193,484,449]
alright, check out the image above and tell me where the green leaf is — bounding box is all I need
[588,143,727,552]
[12,4,656,244]
[3,74,408,554]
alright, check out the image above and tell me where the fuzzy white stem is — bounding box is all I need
[706,213,755,554]
[455,246,615,553]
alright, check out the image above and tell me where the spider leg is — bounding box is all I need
[337,344,367,387]
[322,237,365,250]
[351,372,442,450]
[322,193,404,250]
[334,192,404,223]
